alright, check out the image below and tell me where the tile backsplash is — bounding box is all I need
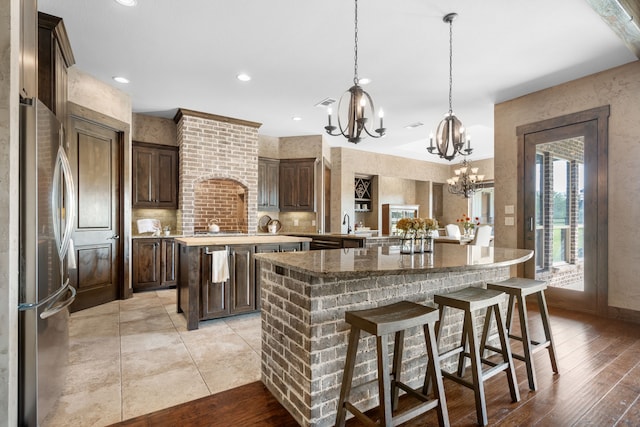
[132,209,179,235]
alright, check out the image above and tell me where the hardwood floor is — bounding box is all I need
[110,306,640,426]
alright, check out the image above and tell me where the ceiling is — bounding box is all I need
[38,0,637,163]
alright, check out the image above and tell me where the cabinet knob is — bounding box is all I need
[107,234,120,240]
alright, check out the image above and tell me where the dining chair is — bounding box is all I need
[445,224,461,239]
[471,225,492,246]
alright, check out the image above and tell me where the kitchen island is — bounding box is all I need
[255,244,533,427]
[175,235,311,330]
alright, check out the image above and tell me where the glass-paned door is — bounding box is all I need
[523,121,598,313]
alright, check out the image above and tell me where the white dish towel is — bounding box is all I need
[209,250,229,283]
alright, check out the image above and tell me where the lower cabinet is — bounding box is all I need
[229,245,255,315]
[133,238,178,291]
[200,242,305,321]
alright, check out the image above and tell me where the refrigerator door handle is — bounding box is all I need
[52,145,76,261]
[17,278,70,312]
[40,279,76,320]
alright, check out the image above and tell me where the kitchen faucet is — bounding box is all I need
[342,213,352,234]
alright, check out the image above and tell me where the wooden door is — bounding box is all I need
[518,107,609,315]
[67,116,121,312]
[161,239,178,286]
[296,161,314,211]
[201,247,230,319]
[132,239,161,290]
[229,245,255,314]
[132,145,155,206]
[279,162,297,210]
[156,148,177,207]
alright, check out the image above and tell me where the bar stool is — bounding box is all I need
[482,277,558,391]
[428,287,520,426]
[335,301,449,427]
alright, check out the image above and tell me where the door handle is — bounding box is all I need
[528,217,534,232]
[107,234,120,240]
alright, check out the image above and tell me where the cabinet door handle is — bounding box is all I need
[107,234,120,240]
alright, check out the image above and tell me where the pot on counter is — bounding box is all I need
[267,219,281,234]
[208,219,220,233]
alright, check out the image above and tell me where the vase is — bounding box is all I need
[414,236,425,253]
[400,237,414,254]
[424,236,434,252]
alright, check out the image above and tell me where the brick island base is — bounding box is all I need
[258,254,514,426]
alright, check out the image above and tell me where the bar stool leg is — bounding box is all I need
[376,334,393,426]
[424,321,450,427]
[494,304,520,403]
[456,316,470,378]
[516,293,537,390]
[423,306,447,395]
[537,291,559,374]
[335,327,360,427]
[391,330,405,410]
[465,309,489,426]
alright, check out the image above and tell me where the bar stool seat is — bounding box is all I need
[335,301,450,427]
[483,277,558,391]
[429,287,520,426]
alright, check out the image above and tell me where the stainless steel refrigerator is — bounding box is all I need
[19,98,77,426]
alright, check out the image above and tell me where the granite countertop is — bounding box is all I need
[254,244,533,279]
[175,235,312,246]
[132,234,184,239]
[284,232,399,240]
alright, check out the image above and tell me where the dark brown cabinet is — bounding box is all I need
[279,158,315,211]
[133,238,178,291]
[229,245,255,315]
[132,142,178,209]
[201,245,256,319]
[38,12,75,120]
[258,157,280,211]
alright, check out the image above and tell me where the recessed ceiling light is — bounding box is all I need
[292,116,302,121]
[358,78,371,85]
[115,0,137,6]
[113,76,130,84]
[236,73,251,82]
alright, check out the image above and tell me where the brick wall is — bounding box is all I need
[259,259,510,427]
[194,179,247,233]
[175,109,260,235]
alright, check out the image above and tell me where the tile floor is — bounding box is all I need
[45,289,261,426]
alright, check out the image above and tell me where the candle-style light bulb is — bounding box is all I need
[378,108,384,129]
[429,132,434,149]
[327,107,333,127]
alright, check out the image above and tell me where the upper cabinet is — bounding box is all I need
[279,158,315,212]
[132,141,179,209]
[258,157,280,211]
[38,12,75,120]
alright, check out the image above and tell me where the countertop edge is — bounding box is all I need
[254,247,533,279]
[175,235,312,246]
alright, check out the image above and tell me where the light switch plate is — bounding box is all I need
[293,219,299,226]
[505,217,515,226]
[505,205,514,214]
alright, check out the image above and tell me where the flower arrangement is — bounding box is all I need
[457,214,480,233]
[396,217,419,238]
[396,217,439,238]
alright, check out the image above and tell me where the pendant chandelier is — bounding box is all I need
[447,158,484,198]
[427,12,471,161]
[324,0,385,144]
